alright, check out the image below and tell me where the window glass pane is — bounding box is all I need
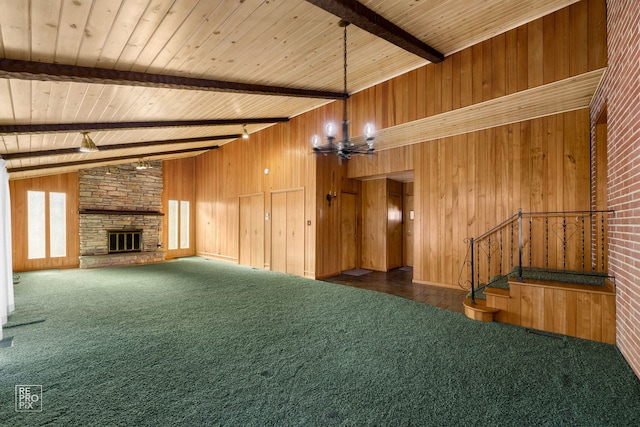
[180,201,190,249]
[28,191,46,259]
[49,192,67,257]
[168,200,178,250]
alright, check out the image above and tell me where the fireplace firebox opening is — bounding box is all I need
[108,230,142,254]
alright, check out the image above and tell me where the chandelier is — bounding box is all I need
[312,21,375,163]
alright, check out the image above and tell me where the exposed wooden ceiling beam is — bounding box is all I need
[1,135,240,160]
[0,117,289,135]
[305,0,444,63]
[6,145,220,174]
[0,59,345,99]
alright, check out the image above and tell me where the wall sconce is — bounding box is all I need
[326,191,337,206]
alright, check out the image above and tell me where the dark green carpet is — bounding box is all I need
[1,257,639,426]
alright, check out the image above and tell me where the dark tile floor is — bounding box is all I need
[322,267,468,314]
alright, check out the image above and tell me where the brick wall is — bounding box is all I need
[78,162,164,268]
[603,0,640,378]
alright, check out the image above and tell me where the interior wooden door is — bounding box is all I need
[239,193,264,268]
[271,192,287,273]
[388,191,403,269]
[271,189,304,275]
[286,189,304,276]
[239,196,251,266]
[404,183,414,266]
[341,192,357,271]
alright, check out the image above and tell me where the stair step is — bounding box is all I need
[483,287,510,298]
[463,297,499,322]
[507,278,615,295]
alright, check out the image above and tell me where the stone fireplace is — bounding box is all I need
[78,162,164,268]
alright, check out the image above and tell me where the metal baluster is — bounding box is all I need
[487,236,492,283]
[529,216,533,267]
[545,217,549,268]
[581,215,585,271]
[601,213,606,272]
[499,229,503,276]
[477,238,481,286]
[562,215,567,269]
[510,221,514,270]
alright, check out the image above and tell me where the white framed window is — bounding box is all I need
[27,190,67,259]
[168,199,190,251]
[180,201,190,249]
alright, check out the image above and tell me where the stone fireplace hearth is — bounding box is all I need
[78,162,164,269]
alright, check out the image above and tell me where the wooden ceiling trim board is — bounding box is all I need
[127,0,203,73]
[31,81,50,124]
[54,0,92,64]
[6,144,221,174]
[142,0,229,74]
[304,0,444,63]
[94,0,151,70]
[162,0,252,76]
[0,0,29,60]
[9,79,31,123]
[0,79,14,124]
[75,0,123,67]
[116,0,177,67]
[433,0,580,56]
[45,79,71,124]
[207,1,309,84]
[0,58,345,99]
[187,0,304,82]
[1,135,18,155]
[344,68,604,152]
[1,134,242,160]
[104,85,156,122]
[0,117,290,135]
[239,2,350,87]
[30,0,62,63]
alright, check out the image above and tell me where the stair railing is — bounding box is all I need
[461,209,614,305]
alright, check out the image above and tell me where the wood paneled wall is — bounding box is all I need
[10,173,79,271]
[162,158,195,259]
[346,0,606,137]
[192,0,604,282]
[340,0,604,287]
[413,109,591,287]
[194,102,349,278]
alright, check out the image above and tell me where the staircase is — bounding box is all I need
[461,209,616,344]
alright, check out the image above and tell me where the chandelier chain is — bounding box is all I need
[343,24,348,122]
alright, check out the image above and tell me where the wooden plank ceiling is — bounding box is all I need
[0,0,580,179]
